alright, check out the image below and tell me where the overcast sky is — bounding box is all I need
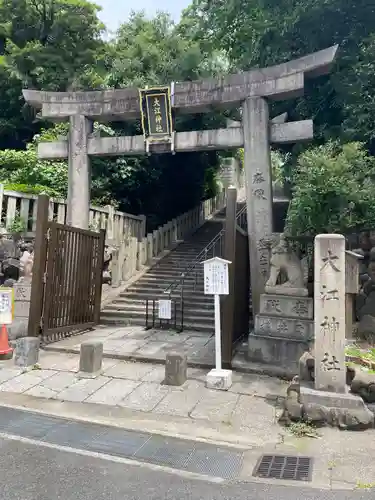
[96,0,190,34]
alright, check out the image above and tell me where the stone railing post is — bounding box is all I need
[147,233,153,263]
[0,184,4,230]
[153,229,159,256]
[158,227,164,251]
[138,215,146,241]
[106,205,114,242]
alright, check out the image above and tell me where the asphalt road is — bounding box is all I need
[0,436,372,500]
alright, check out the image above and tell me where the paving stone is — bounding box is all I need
[0,367,22,384]
[188,368,208,382]
[56,376,109,403]
[184,336,210,347]
[104,339,147,355]
[85,379,140,405]
[153,383,202,417]
[231,395,277,430]
[134,341,168,357]
[141,365,166,383]
[40,372,78,392]
[25,385,58,399]
[103,361,154,381]
[27,369,57,380]
[229,374,286,399]
[151,332,189,343]
[119,382,169,411]
[190,389,239,422]
[38,353,79,372]
[0,372,46,393]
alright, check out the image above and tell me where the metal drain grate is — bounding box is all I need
[253,454,313,482]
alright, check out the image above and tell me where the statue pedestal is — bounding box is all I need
[247,293,313,372]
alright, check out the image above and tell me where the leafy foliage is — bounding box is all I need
[285,142,375,235]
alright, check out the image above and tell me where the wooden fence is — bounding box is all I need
[0,184,145,245]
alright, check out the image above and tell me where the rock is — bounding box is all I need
[303,402,328,425]
[358,315,375,337]
[351,371,375,403]
[0,237,17,260]
[339,408,374,430]
[287,375,300,396]
[284,391,303,420]
[2,279,16,288]
[1,257,20,282]
[299,351,315,382]
[346,365,356,386]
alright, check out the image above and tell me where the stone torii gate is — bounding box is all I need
[23,44,338,314]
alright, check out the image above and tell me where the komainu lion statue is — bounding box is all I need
[265,234,308,296]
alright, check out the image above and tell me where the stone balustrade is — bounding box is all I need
[109,190,227,287]
[0,184,144,244]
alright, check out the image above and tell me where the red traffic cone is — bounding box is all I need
[0,325,12,356]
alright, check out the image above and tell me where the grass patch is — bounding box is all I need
[288,421,320,439]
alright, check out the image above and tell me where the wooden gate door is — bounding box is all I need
[41,222,105,343]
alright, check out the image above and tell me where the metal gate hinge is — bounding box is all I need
[43,272,47,284]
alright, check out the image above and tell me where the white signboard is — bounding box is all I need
[203,257,231,295]
[158,299,172,320]
[0,288,13,325]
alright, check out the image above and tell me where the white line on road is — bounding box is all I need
[0,431,226,484]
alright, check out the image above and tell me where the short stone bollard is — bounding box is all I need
[164,352,187,386]
[78,341,103,378]
[14,337,39,368]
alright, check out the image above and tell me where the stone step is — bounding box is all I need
[254,314,313,341]
[100,313,214,332]
[139,276,203,285]
[103,305,215,322]
[112,298,214,310]
[259,293,313,320]
[126,284,205,294]
[119,290,208,300]
[118,292,214,303]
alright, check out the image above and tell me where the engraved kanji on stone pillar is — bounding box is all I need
[314,234,346,393]
[242,96,273,315]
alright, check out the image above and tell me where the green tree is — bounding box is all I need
[0,0,106,91]
[285,142,375,235]
[180,0,375,145]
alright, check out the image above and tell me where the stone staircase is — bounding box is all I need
[100,218,225,334]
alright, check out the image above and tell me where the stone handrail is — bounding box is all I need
[109,190,227,287]
[0,184,144,243]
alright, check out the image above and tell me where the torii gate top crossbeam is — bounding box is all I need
[23,45,338,120]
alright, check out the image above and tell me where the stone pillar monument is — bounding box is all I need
[242,97,273,315]
[314,234,346,392]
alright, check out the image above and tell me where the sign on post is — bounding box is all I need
[0,288,13,325]
[204,257,229,296]
[203,257,233,390]
[139,86,174,154]
[158,299,172,320]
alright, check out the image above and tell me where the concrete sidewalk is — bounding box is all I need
[43,325,216,367]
